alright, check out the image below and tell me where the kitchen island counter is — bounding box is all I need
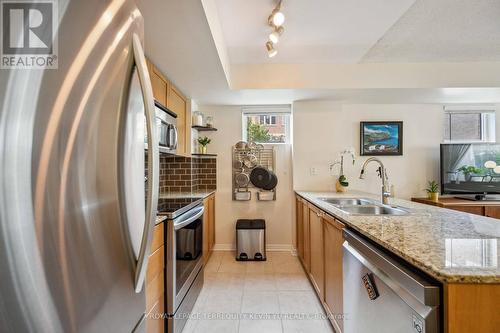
[296,191,500,284]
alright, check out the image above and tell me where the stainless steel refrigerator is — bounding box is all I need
[0,0,159,332]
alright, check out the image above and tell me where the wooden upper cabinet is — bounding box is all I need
[167,85,187,155]
[145,58,189,155]
[150,71,168,107]
[308,204,325,301]
[323,214,345,333]
[146,60,168,107]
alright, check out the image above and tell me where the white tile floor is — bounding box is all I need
[182,251,333,333]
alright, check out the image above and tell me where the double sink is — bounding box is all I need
[319,197,410,216]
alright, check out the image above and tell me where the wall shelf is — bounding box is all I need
[192,125,218,132]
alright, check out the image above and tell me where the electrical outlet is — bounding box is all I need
[310,167,318,176]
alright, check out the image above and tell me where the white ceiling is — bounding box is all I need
[363,0,500,63]
[136,0,500,105]
[214,0,415,64]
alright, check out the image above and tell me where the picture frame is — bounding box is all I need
[360,121,403,156]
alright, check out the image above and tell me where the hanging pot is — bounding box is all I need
[262,170,278,190]
[235,141,248,149]
[243,153,258,169]
[235,172,250,188]
[233,160,243,170]
[250,167,272,188]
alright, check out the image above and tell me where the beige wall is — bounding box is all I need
[199,101,499,250]
[198,105,294,250]
[293,101,447,199]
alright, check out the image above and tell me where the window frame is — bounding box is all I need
[443,106,496,143]
[241,105,291,145]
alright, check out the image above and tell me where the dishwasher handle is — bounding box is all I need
[343,229,439,307]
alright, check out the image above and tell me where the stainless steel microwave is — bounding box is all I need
[154,101,177,154]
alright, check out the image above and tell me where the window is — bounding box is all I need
[242,105,291,144]
[258,115,277,125]
[444,106,496,142]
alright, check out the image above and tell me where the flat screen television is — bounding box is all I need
[441,143,500,196]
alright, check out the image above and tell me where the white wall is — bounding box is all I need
[293,101,445,199]
[198,105,294,250]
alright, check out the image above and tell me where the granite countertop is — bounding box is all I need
[155,215,168,225]
[158,190,215,200]
[296,190,500,284]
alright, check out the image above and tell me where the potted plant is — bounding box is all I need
[425,180,440,202]
[330,148,355,193]
[336,175,349,193]
[197,136,211,154]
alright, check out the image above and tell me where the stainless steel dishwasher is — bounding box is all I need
[343,230,440,333]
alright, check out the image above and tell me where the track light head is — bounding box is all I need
[266,41,277,57]
[269,26,284,44]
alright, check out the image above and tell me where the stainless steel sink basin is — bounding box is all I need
[319,198,375,206]
[339,205,409,216]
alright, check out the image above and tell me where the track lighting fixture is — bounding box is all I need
[265,1,284,57]
[266,41,277,57]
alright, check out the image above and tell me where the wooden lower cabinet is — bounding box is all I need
[295,195,346,332]
[146,294,165,333]
[299,195,500,333]
[146,223,165,333]
[203,193,216,264]
[296,197,304,261]
[308,204,325,300]
[209,195,215,251]
[302,199,311,272]
[445,283,500,333]
[323,215,345,333]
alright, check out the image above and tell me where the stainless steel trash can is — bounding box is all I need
[236,219,266,261]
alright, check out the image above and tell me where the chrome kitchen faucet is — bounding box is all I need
[359,157,392,205]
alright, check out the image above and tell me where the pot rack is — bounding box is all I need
[232,144,276,201]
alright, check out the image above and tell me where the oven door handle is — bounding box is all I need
[174,205,204,230]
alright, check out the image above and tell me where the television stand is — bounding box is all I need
[411,197,500,218]
[455,194,500,201]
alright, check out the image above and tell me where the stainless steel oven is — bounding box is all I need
[154,101,177,154]
[166,204,204,333]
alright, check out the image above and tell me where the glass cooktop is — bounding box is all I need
[157,196,204,219]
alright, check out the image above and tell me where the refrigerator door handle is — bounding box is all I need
[132,33,159,293]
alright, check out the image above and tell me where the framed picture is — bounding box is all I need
[360,121,403,156]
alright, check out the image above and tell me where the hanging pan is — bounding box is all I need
[262,170,278,191]
[250,166,272,188]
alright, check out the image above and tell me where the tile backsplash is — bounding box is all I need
[159,155,216,193]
